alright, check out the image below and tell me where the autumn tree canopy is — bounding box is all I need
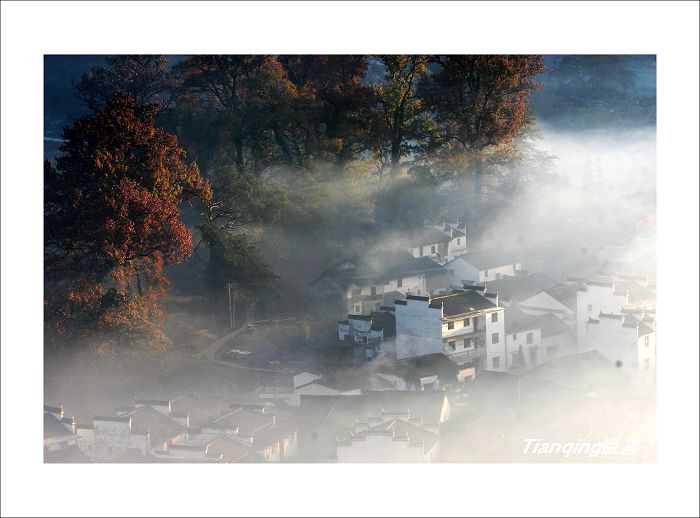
[44,93,210,351]
[369,55,433,177]
[421,55,544,168]
[73,55,177,111]
[54,55,549,350]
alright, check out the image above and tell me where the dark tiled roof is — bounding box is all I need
[348,314,372,321]
[134,398,169,407]
[124,406,185,444]
[406,227,452,247]
[638,323,654,337]
[205,437,255,463]
[376,353,461,383]
[461,248,517,270]
[44,413,74,439]
[169,394,232,428]
[209,408,275,437]
[531,313,572,338]
[319,250,445,289]
[544,285,579,311]
[484,273,559,302]
[304,391,448,428]
[93,415,131,423]
[504,308,541,334]
[431,290,498,317]
[382,291,404,307]
[44,445,91,463]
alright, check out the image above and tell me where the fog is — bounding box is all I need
[44,121,657,463]
[43,56,657,465]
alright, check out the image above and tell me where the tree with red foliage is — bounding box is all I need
[44,93,210,351]
[420,55,545,204]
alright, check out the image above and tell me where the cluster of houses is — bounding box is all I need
[45,220,657,464]
[44,390,455,463]
[309,221,657,380]
[44,395,299,463]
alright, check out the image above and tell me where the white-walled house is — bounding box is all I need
[532,312,576,361]
[502,308,543,372]
[440,222,468,260]
[582,312,656,373]
[445,248,521,283]
[393,287,504,372]
[405,227,452,263]
[338,314,384,344]
[336,418,440,463]
[404,222,468,264]
[309,250,450,316]
[90,415,150,460]
[573,278,656,350]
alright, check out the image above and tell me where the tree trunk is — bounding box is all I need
[390,137,402,176]
[234,138,244,173]
[472,155,485,204]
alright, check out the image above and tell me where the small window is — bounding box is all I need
[492,332,499,344]
[484,269,489,278]
[448,340,456,351]
[396,278,402,288]
[416,289,421,295]
[447,321,454,330]
[526,332,533,344]
[496,273,502,280]
[456,238,461,245]
[512,334,517,341]
[492,357,500,369]
[354,305,361,313]
[587,304,593,313]
[644,335,650,347]
[431,245,437,254]
[419,247,423,257]
[370,287,377,296]
[491,313,498,323]
[463,318,470,327]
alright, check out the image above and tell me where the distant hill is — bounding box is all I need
[533,55,656,129]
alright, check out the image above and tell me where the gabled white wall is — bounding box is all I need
[395,300,443,359]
